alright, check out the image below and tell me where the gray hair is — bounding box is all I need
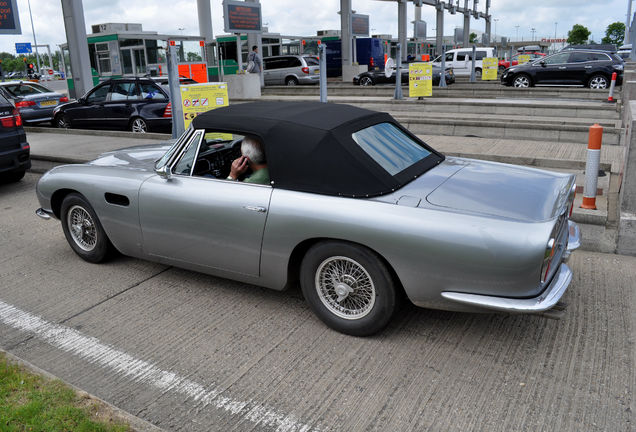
[241,136,266,164]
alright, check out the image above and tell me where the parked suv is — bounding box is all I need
[53,78,171,133]
[432,47,496,77]
[263,55,320,86]
[0,92,30,183]
[501,49,624,89]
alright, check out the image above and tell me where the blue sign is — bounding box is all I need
[15,42,32,54]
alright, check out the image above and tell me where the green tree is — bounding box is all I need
[469,32,478,43]
[602,22,625,45]
[567,24,591,45]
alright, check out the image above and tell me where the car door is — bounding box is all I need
[102,81,140,129]
[263,58,281,85]
[138,130,272,277]
[454,51,470,75]
[68,82,110,128]
[533,52,571,84]
[566,52,593,84]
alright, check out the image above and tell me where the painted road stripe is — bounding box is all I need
[0,300,317,432]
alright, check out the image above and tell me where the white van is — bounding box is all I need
[432,47,496,77]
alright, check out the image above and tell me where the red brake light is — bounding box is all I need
[302,67,309,74]
[14,109,22,127]
[59,96,69,103]
[163,102,172,118]
[370,57,374,67]
[0,117,13,127]
[15,100,36,108]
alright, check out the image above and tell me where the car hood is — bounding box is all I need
[89,143,174,171]
[425,159,574,222]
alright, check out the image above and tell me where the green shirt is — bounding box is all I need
[244,167,270,185]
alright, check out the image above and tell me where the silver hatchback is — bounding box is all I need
[263,55,320,86]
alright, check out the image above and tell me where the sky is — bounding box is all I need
[0,0,631,56]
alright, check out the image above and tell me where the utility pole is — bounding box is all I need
[625,0,633,45]
[515,25,519,41]
[60,0,93,98]
[27,0,41,75]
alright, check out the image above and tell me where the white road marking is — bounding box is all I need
[0,300,317,432]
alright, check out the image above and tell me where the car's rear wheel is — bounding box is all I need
[475,68,482,79]
[359,76,374,86]
[55,113,70,129]
[513,74,532,88]
[61,193,114,263]
[300,241,398,336]
[285,77,298,86]
[130,117,148,133]
[588,74,608,89]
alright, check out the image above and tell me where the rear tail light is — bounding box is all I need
[15,100,36,108]
[163,102,172,118]
[1,109,22,128]
[370,57,375,67]
[59,96,69,103]
[302,67,309,74]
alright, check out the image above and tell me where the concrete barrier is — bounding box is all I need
[617,100,636,255]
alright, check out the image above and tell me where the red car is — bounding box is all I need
[499,52,546,71]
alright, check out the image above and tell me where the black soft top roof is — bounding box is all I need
[192,101,443,197]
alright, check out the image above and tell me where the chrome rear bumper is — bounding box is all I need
[441,221,581,314]
[35,208,53,220]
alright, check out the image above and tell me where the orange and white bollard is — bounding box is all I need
[580,124,603,210]
[607,72,617,103]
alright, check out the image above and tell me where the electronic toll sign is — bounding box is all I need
[223,0,262,34]
[351,14,369,37]
[0,0,21,35]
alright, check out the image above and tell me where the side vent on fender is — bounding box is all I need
[104,193,130,207]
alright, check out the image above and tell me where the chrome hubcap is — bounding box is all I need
[315,256,376,320]
[67,205,97,251]
[132,119,147,133]
[590,77,607,89]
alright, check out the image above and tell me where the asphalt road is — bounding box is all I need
[0,173,633,432]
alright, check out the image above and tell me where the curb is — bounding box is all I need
[1,349,165,432]
[24,126,171,141]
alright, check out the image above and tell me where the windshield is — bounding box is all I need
[155,128,194,169]
[352,122,432,176]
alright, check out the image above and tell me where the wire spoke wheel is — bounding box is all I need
[315,256,376,320]
[66,205,97,252]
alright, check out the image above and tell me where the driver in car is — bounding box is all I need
[227,135,270,185]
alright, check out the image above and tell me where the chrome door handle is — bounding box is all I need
[243,205,266,213]
[558,67,567,69]
[584,66,592,68]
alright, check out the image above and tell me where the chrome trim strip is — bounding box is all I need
[563,221,581,261]
[35,208,53,220]
[441,263,573,313]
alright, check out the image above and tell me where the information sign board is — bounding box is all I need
[409,62,432,98]
[15,42,31,54]
[179,83,229,130]
[481,57,498,80]
[517,55,531,65]
[351,14,369,37]
[223,0,262,33]
[0,0,21,35]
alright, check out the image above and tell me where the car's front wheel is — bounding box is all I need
[60,193,114,263]
[130,117,148,133]
[513,74,532,88]
[54,113,70,129]
[300,241,398,336]
[588,74,608,89]
[359,76,374,86]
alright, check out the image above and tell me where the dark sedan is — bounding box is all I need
[0,81,69,125]
[353,64,455,86]
[53,78,171,133]
[0,91,30,183]
[501,49,624,89]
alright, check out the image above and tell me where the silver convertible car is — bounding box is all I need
[36,102,580,336]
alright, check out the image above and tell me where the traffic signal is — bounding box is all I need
[27,63,34,75]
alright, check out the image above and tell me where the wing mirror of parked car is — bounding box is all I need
[155,164,172,180]
[78,97,86,104]
[539,60,546,67]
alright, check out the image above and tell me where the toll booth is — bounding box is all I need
[60,23,208,90]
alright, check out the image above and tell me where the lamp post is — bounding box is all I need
[494,18,499,40]
[554,22,558,39]
[531,27,536,41]
[27,0,41,74]
[515,25,520,41]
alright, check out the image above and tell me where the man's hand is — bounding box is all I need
[229,156,249,180]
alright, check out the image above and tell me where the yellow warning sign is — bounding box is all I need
[482,57,498,80]
[408,62,432,98]
[179,82,229,130]
[517,55,531,65]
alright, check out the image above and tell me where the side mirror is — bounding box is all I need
[78,97,86,104]
[539,60,546,67]
[155,164,172,180]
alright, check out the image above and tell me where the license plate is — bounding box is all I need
[314,70,320,74]
[40,100,57,107]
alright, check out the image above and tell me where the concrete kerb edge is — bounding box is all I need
[1,349,165,432]
[24,127,170,141]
